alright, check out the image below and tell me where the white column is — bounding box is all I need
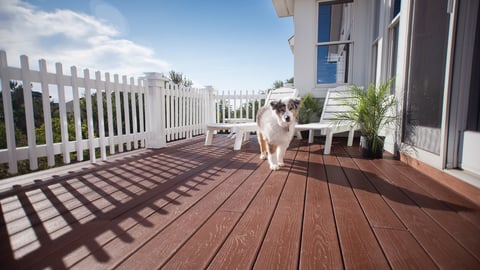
[144,72,169,148]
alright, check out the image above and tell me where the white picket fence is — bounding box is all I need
[163,82,207,141]
[0,51,150,174]
[214,90,265,124]
[0,51,267,175]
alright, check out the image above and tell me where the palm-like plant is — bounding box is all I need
[335,79,397,157]
[297,93,322,124]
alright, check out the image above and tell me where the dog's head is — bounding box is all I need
[270,98,301,127]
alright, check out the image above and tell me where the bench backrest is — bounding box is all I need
[319,85,356,129]
[265,87,299,103]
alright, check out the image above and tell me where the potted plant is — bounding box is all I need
[335,79,397,158]
[297,93,323,138]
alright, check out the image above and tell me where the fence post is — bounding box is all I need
[205,85,216,124]
[144,72,168,148]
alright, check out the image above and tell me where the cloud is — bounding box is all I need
[0,0,170,78]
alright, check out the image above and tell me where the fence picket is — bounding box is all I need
[20,55,38,170]
[137,77,145,147]
[95,71,107,160]
[114,74,123,153]
[130,77,138,149]
[39,59,55,167]
[56,62,70,164]
[84,69,95,163]
[0,51,18,173]
[105,72,115,155]
[71,66,84,161]
[122,76,131,151]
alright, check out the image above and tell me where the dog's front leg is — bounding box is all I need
[267,143,279,170]
[257,132,268,160]
[277,145,287,167]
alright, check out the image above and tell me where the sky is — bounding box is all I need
[0,0,294,92]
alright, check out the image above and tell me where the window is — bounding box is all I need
[316,2,353,85]
[370,0,381,83]
[387,0,401,93]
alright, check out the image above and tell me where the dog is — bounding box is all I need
[256,97,300,170]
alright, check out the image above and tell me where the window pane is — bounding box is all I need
[373,0,380,39]
[371,43,378,83]
[388,24,399,94]
[318,5,331,43]
[317,43,349,84]
[393,0,401,19]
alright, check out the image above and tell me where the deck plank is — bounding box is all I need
[371,157,480,261]
[206,142,299,269]
[333,146,405,230]
[324,148,390,269]
[300,143,343,270]
[2,137,232,269]
[72,139,254,269]
[253,143,309,269]
[373,227,437,269]
[345,147,480,269]
[114,150,261,269]
[162,150,272,269]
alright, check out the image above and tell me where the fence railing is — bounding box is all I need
[0,51,267,176]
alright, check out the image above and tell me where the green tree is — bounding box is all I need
[169,70,193,87]
[273,80,284,89]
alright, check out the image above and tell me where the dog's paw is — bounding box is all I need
[278,162,285,167]
[260,153,267,160]
[270,164,280,170]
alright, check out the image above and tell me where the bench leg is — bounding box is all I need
[347,128,354,146]
[205,129,214,145]
[233,130,244,150]
[324,129,333,155]
[244,132,250,141]
[295,131,303,140]
[308,129,314,144]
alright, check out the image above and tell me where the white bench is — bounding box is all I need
[295,86,358,155]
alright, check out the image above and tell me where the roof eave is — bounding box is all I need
[272,0,294,17]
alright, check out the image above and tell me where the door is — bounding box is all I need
[447,0,480,174]
[403,0,450,155]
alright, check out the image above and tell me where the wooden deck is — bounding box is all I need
[1,135,479,269]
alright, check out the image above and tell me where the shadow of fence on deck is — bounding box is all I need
[0,138,257,269]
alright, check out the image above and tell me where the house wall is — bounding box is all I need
[288,0,409,155]
[281,0,480,184]
[292,0,371,98]
[292,0,317,96]
[350,0,370,88]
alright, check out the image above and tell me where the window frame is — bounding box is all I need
[315,1,354,87]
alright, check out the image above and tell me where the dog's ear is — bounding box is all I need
[291,98,301,109]
[270,100,279,110]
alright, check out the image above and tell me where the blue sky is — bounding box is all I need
[0,0,293,92]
